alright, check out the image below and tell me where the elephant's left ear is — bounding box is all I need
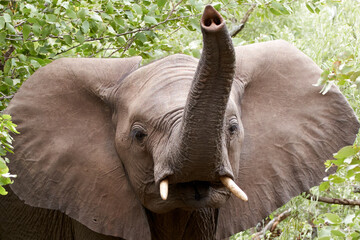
[7,57,152,239]
[217,40,359,238]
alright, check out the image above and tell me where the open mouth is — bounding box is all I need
[173,181,230,209]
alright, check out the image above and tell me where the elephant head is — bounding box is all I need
[6,5,359,240]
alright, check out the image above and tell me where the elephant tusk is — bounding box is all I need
[160,179,169,200]
[220,176,248,202]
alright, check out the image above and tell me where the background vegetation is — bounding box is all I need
[1,0,359,239]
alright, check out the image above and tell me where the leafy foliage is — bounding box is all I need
[1,0,360,238]
[0,114,18,195]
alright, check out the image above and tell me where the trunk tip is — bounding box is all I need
[201,5,224,30]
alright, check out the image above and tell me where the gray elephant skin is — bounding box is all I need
[0,5,359,240]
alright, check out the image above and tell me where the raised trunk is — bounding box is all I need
[173,5,236,182]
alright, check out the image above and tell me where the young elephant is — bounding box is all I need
[1,5,358,240]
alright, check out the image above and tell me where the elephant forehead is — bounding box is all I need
[123,55,198,117]
[130,72,193,118]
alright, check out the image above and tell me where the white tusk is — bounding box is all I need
[220,176,248,202]
[159,179,169,200]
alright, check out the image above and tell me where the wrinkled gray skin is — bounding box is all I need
[1,5,359,240]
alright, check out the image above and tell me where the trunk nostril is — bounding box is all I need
[204,18,212,27]
[203,17,222,27]
[213,17,221,25]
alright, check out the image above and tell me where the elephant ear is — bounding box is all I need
[7,57,151,239]
[217,40,359,238]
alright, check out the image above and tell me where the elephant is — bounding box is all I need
[0,5,359,240]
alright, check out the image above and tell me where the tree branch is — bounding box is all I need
[252,209,292,240]
[0,45,15,71]
[54,13,198,56]
[305,191,360,206]
[230,4,257,38]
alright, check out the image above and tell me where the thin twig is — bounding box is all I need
[108,36,135,58]
[14,21,26,28]
[0,94,14,101]
[0,45,15,71]
[230,4,257,38]
[305,191,360,206]
[55,43,82,56]
[168,26,181,37]
[120,37,135,57]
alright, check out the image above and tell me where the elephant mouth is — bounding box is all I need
[142,179,232,213]
[175,180,230,210]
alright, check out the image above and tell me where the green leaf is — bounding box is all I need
[306,3,315,13]
[135,32,147,43]
[45,14,57,23]
[63,35,72,45]
[90,13,103,22]
[317,237,330,240]
[324,213,342,224]
[0,176,12,185]
[66,9,77,19]
[329,175,345,184]
[22,24,31,40]
[32,23,41,37]
[77,9,88,20]
[3,13,11,23]
[0,32,6,44]
[101,13,112,21]
[0,17,5,29]
[6,23,16,34]
[75,31,85,44]
[213,2,222,11]
[271,2,289,14]
[0,158,7,169]
[319,181,330,191]
[334,146,360,160]
[350,232,360,239]
[116,36,126,45]
[157,0,166,8]
[0,186,8,195]
[105,2,114,14]
[269,8,282,16]
[81,20,90,34]
[331,230,345,237]
[5,77,13,86]
[189,18,201,32]
[133,4,142,14]
[30,60,41,69]
[144,16,158,25]
[2,115,11,120]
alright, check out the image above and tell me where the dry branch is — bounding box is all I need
[230,4,257,38]
[305,191,360,206]
[252,209,292,240]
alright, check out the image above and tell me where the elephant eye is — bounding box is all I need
[228,119,239,136]
[131,125,148,143]
[135,131,147,142]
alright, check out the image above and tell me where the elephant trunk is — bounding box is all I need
[172,5,236,183]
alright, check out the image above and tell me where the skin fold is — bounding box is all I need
[1,5,359,240]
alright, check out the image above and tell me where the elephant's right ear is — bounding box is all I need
[7,57,152,239]
[216,40,359,239]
